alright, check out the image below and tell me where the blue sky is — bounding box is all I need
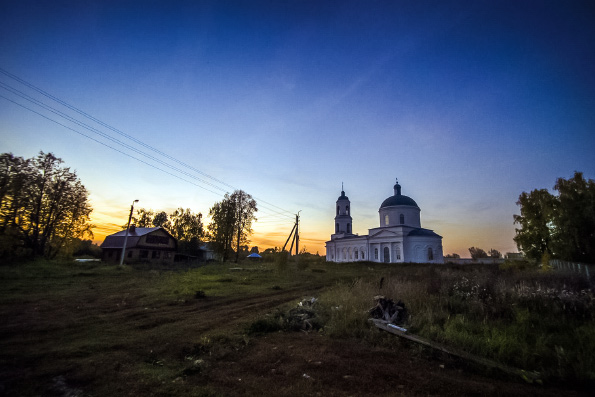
[1,0,594,256]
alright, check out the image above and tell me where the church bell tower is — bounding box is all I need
[332,184,352,238]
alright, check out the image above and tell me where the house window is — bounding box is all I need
[354,250,358,259]
[374,248,378,260]
[128,250,133,258]
[428,247,434,261]
[152,250,160,259]
[384,214,389,225]
[383,247,390,263]
[140,250,149,259]
[400,214,404,224]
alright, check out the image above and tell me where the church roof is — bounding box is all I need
[379,180,419,208]
[408,228,441,237]
[337,190,349,201]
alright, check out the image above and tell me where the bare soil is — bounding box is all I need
[0,263,590,396]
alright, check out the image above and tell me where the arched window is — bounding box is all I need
[428,247,434,261]
[400,214,405,224]
[361,250,365,260]
[347,223,351,233]
[396,246,401,260]
[335,223,339,233]
[384,214,389,226]
[374,248,379,260]
[383,247,390,263]
[354,250,358,259]
[337,206,339,215]
[346,205,349,215]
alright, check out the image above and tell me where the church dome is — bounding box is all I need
[379,180,419,208]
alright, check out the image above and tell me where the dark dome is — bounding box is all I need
[337,190,349,201]
[380,195,419,208]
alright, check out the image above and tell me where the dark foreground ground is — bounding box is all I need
[0,260,590,396]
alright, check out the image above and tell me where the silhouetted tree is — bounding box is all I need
[152,211,170,228]
[207,190,257,262]
[0,152,93,258]
[468,247,488,260]
[488,249,502,258]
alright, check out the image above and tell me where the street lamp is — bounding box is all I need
[119,199,139,266]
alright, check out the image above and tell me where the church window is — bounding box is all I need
[337,206,339,215]
[384,214,389,225]
[347,223,351,233]
[400,214,405,224]
[374,248,378,260]
[396,247,401,260]
[354,250,358,259]
[428,247,434,261]
[335,223,339,233]
[361,250,365,259]
[346,205,349,215]
[383,247,390,263]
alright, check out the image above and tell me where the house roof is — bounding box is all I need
[100,227,175,249]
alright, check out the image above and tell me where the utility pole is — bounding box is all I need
[120,199,139,266]
[295,211,300,256]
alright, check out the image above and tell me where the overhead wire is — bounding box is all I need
[0,67,295,219]
[0,69,295,222]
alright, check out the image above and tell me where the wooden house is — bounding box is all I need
[100,225,177,264]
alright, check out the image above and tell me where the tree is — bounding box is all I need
[551,172,595,263]
[152,211,170,228]
[468,247,488,260]
[488,249,502,259]
[0,152,93,258]
[514,172,595,263]
[444,253,460,259]
[513,189,556,261]
[135,208,154,228]
[170,207,204,255]
[207,190,257,262]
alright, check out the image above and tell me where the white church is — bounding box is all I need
[325,180,444,263]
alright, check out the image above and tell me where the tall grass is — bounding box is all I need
[315,263,595,381]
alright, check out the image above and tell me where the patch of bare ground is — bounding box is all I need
[188,332,588,397]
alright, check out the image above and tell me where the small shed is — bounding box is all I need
[247,253,262,261]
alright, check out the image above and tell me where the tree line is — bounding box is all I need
[514,171,595,264]
[0,151,259,262]
[127,190,257,263]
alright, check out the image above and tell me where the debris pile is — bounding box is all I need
[369,295,408,326]
[285,297,321,332]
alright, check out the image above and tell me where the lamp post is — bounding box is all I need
[119,199,139,266]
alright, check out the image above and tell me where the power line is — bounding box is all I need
[0,70,295,221]
[0,67,295,218]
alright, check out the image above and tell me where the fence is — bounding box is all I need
[549,259,594,278]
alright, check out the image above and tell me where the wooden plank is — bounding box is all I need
[370,319,540,382]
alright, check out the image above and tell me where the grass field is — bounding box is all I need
[0,257,593,396]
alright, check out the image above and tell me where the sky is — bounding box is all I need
[1,0,594,257]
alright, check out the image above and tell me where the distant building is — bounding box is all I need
[326,180,444,263]
[101,225,177,264]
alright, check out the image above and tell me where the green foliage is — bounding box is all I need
[207,190,257,262]
[514,172,595,263]
[0,152,93,259]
